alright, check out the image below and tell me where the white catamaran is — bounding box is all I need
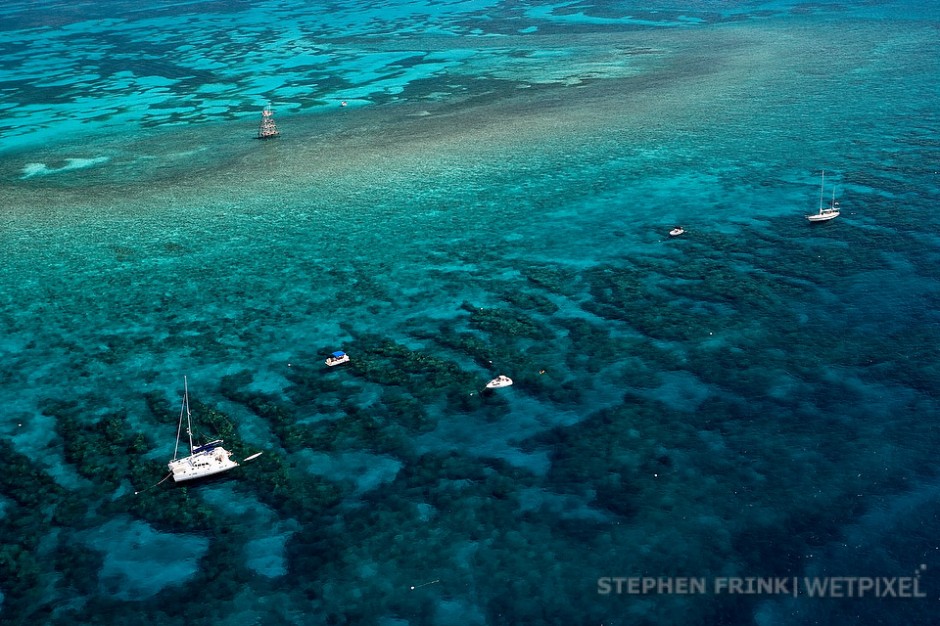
[168,377,239,483]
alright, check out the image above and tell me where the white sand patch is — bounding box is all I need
[198,484,298,578]
[298,450,402,495]
[244,533,291,578]
[21,156,109,178]
[82,516,209,601]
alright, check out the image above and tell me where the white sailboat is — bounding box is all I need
[806,170,840,222]
[167,377,239,483]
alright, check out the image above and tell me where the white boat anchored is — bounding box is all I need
[806,170,840,222]
[485,375,513,389]
[168,377,239,483]
[669,226,685,237]
[325,351,350,367]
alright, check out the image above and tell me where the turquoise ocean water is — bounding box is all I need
[1,0,939,624]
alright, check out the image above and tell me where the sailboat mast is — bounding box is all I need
[819,170,825,212]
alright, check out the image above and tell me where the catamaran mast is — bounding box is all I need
[173,376,195,459]
[184,376,194,455]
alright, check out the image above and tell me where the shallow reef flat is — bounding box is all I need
[1,1,939,625]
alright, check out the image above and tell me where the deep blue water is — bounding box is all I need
[1,1,939,624]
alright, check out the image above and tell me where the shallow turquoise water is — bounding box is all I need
[1,1,939,625]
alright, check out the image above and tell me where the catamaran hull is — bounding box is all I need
[169,449,239,482]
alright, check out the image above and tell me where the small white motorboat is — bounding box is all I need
[669,227,685,237]
[325,351,350,367]
[485,375,513,389]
